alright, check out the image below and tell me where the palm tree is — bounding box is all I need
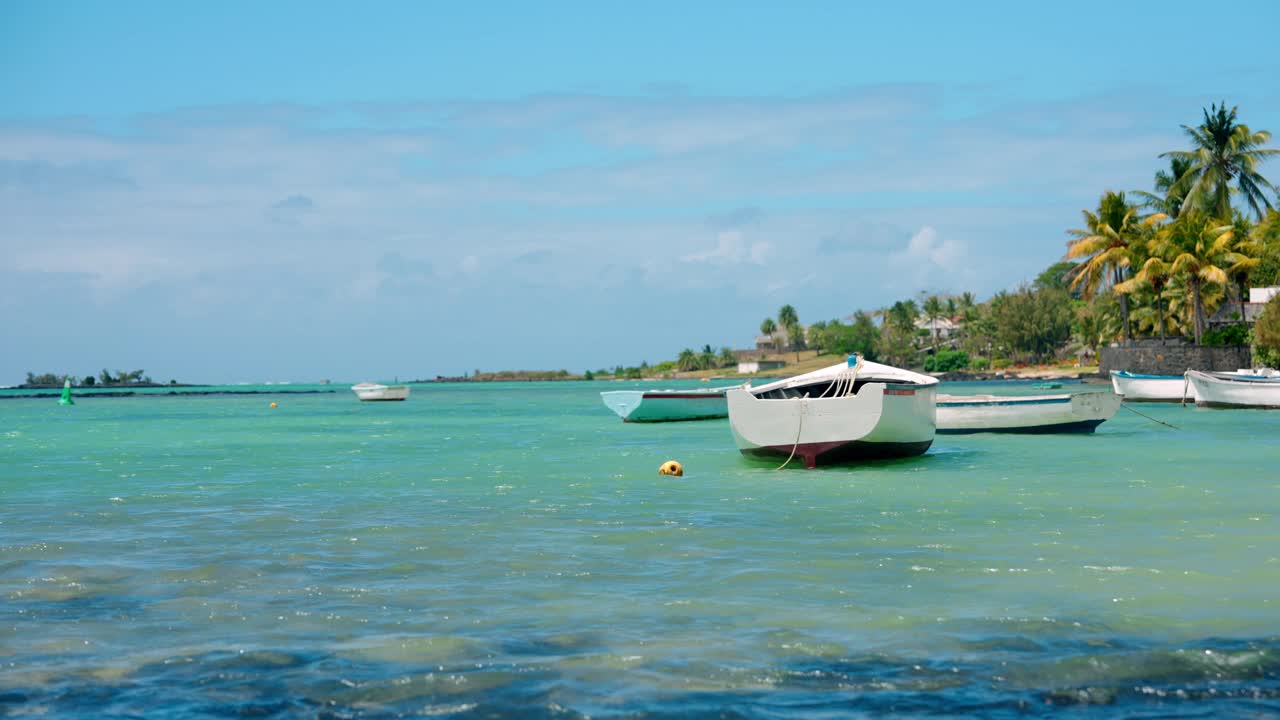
[1074,301,1121,359]
[1066,191,1149,343]
[759,318,777,349]
[886,299,919,334]
[922,295,944,348]
[698,344,717,370]
[677,348,698,372]
[777,304,798,328]
[1135,156,1194,219]
[1162,102,1278,220]
[1116,255,1173,340]
[718,347,736,368]
[1226,215,1262,324]
[1148,212,1235,344]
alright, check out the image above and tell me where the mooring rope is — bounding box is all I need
[776,396,808,470]
[1121,402,1181,430]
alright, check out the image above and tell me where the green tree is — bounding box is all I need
[922,295,945,347]
[1149,212,1235,344]
[1066,191,1148,343]
[989,287,1073,362]
[1254,210,1280,286]
[759,317,777,350]
[879,300,921,366]
[1225,214,1262,325]
[1135,156,1195,219]
[718,347,736,368]
[1073,294,1122,359]
[815,314,880,360]
[1035,261,1080,292]
[1253,293,1280,367]
[1117,253,1174,340]
[699,344,717,370]
[777,304,798,329]
[1163,102,1278,221]
[677,348,698,372]
[923,349,970,373]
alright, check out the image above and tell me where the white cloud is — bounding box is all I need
[681,231,772,266]
[889,226,968,290]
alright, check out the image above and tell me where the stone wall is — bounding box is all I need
[1100,342,1252,375]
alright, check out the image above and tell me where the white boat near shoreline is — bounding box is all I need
[1185,370,1280,409]
[351,382,411,402]
[936,391,1120,434]
[600,385,740,422]
[727,356,937,469]
[1109,370,1193,402]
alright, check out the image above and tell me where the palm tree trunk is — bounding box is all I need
[1155,287,1166,341]
[1115,268,1131,344]
[1192,277,1204,345]
[1239,278,1248,329]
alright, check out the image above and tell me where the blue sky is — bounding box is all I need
[3,1,1279,383]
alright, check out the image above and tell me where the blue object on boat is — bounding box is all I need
[1112,370,1181,380]
[847,354,859,367]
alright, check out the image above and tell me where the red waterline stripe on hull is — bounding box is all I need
[883,388,916,396]
[741,439,933,469]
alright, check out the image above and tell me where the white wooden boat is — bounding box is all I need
[1109,370,1194,402]
[727,356,937,468]
[936,391,1120,434]
[351,382,411,401]
[1185,370,1280,409]
[600,385,739,422]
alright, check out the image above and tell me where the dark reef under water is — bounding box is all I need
[5,635,1278,719]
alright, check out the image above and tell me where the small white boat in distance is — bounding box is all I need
[1185,370,1280,409]
[351,382,411,401]
[600,385,739,422]
[1110,370,1194,402]
[936,391,1120,434]
[727,356,937,468]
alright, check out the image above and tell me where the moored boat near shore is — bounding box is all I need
[351,382,411,401]
[727,356,937,468]
[600,385,739,422]
[1110,370,1194,402]
[936,391,1120,434]
[1185,370,1280,409]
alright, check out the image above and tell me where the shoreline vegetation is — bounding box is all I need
[13,103,1279,392]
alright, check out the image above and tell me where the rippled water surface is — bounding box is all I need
[2,381,1278,718]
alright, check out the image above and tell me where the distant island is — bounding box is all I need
[17,369,178,389]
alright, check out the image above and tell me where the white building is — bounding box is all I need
[737,359,787,374]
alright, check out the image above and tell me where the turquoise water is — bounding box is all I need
[2,381,1278,717]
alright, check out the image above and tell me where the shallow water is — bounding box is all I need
[2,380,1278,717]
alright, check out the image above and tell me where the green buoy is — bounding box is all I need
[58,379,74,406]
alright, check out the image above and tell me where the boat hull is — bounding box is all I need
[727,384,936,468]
[936,391,1120,434]
[1109,371,1193,402]
[352,384,411,401]
[1186,371,1280,409]
[600,389,729,422]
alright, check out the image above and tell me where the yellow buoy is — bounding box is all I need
[269,402,278,408]
[658,460,683,477]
